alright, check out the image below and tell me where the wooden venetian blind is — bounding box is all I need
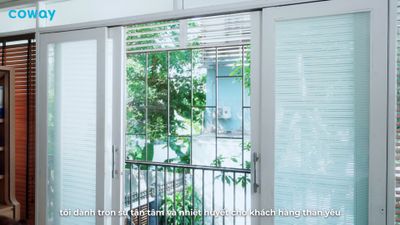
[0,35,35,225]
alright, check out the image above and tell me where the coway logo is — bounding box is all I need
[8,9,56,21]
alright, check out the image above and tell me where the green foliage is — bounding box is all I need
[159,185,202,225]
[126,21,252,170]
[165,137,191,164]
[230,47,251,95]
[211,155,225,167]
[127,143,154,161]
[126,49,207,164]
[211,141,252,186]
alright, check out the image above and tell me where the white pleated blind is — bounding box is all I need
[274,13,370,225]
[126,12,251,53]
[126,21,181,52]
[186,13,251,47]
[47,40,97,225]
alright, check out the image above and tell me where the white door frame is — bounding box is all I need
[258,0,389,224]
[387,1,398,225]
[36,27,112,225]
[109,26,126,225]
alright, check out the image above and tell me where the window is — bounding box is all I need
[125,13,252,225]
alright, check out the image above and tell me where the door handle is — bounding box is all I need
[252,152,260,193]
[112,145,116,179]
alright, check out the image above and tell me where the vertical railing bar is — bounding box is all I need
[215,47,219,164]
[145,53,149,160]
[129,165,133,225]
[212,170,215,225]
[138,167,141,225]
[241,45,245,169]
[244,173,247,225]
[183,168,186,218]
[173,167,177,225]
[167,51,171,161]
[233,172,236,225]
[155,166,159,225]
[202,169,205,225]
[164,167,167,225]
[146,168,150,223]
[213,47,218,225]
[190,49,194,165]
[192,169,195,225]
[222,171,225,225]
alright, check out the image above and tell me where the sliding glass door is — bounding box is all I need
[257,0,388,225]
[37,28,113,225]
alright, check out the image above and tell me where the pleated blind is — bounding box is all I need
[0,35,36,225]
[126,21,181,52]
[274,13,369,225]
[126,12,251,53]
[46,40,97,225]
[186,12,251,47]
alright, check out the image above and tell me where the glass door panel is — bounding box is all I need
[38,28,110,225]
[274,13,369,225]
[259,1,388,225]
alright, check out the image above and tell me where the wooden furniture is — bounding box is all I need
[0,66,19,220]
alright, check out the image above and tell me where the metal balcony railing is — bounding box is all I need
[125,160,251,225]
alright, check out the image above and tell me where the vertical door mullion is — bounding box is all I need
[110,26,126,225]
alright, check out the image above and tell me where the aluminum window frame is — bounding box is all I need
[125,44,252,169]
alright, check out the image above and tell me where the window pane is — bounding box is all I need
[192,107,216,166]
[168,136,191,164]
[217,138,242,168]
[244,46,251,107]
[193,49,216,107]
[126,105,145,135]
[148,136,168,163]
[243,108,251,169]
[170,78,191,136]
[126,135,146,160]
[169,50,192,78]
[274,13,370,225]
[148,108,168,137]
[148,52,168,107]
[217,46,243,77]
[127,53,146,80]
[217,78,242,138]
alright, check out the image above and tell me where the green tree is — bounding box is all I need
[126,50,207,163]
[159,185,202,225]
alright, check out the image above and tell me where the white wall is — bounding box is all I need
[0,0,261,34]
[0,4,36,33]
[39,0,174,27]
[184,0,255,9]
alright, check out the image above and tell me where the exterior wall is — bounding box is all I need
[206,66,243,134]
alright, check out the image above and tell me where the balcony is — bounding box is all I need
[125,160,251,225]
